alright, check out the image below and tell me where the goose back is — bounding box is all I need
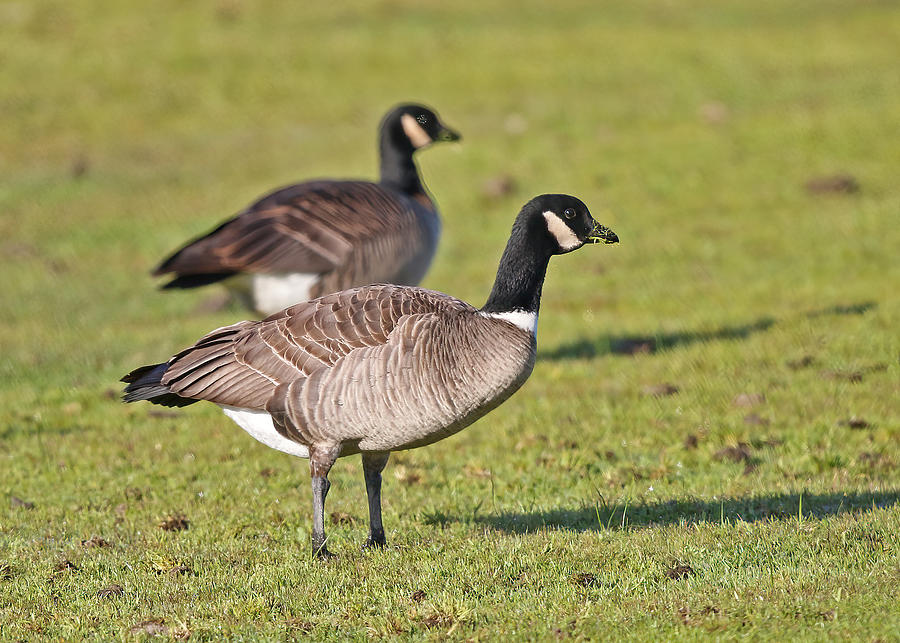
[128,284,535,456]
[155,181,441,311]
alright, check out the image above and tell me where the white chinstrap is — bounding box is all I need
[482,309,538,335]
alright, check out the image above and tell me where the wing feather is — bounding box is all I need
[142,285,471,410]
[154,181,426,279]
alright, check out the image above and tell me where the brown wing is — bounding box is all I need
[263,305,538,452]
[147,284,471,409]
[153,181,429,278]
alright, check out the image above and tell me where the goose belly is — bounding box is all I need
[250,273,321,315]
[220,405,309,458]
[303,333,536,454]
[360,362,533,452]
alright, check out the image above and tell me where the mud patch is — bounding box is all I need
[804,173,859,195]
[71,154,90,179]
[698,101,729,124]
[129,619,168,637]
[839,417,873,430]
[393,465,422,485]
[97,584,124,599]
[677,605,720,626]
[665,563,695,580]
[81,535,110,548]
[570,572,599,587]
[158,514,190,531]
[733,393,765,408]
[821,369,863,383]
[422,612,455,629]
[463,465,492,478]
[857,452,893,471]
[743,413,770,426]
[482,175,517,200]
[613,337,656,355]
[329,511,356,526]
[787,355,815,370]
[167,565,193,577]
[642,383,679,397]
[10,495,35,509]
[285,617,316,633]
[53,559,78,573]
[715,443,752,463]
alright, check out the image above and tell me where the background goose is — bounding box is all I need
[123,194,618,557]
[152,104,460,315]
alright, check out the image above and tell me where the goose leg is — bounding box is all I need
[362,452,390,549]
[309,445,339,559]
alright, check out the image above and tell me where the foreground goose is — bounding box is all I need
[152,103,460,315]
[124,194,618,557]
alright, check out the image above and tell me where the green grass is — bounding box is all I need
[1,0,899,639]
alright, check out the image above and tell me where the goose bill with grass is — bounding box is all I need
[152,103,461,315]
[123,194,618,557]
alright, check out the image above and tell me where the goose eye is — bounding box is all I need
[416,114,428,125]
[563,208,576,219]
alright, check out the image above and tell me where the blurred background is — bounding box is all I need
[2,0,897,389]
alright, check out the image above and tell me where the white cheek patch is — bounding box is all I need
[401,114,433,148]
[542,211,581,251]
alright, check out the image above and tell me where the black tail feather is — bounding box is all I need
[160,272,236,290]
[121,362,197,407]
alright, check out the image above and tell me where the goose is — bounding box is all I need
[123,194,618,557]
[152,104,461,315]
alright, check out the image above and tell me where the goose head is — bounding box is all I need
[382,103,462,152]
[525,194,619,255]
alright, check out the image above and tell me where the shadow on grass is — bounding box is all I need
[539,316,776,361]
[424,490,900,533]
[540,299,878,361]
[805,300,876,318]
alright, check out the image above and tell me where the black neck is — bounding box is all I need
[378,132,424,195]
[481,217,552,315]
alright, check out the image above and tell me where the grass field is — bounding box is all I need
[1,0,899,639]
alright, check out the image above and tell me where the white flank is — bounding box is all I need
[483,310,538,335]
[542,210,581,251]
[251,272,320,315]
[220,405,310,458]
[401,114,433,148]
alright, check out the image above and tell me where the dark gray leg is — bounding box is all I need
[362,452,390,549]
[309,445,340,559]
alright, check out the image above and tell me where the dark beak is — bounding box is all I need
[587,222,619,245]
[437,126,461,142]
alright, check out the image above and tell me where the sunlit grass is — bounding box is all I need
[1,0,898,639]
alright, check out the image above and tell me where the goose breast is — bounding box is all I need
[266,311,536,454]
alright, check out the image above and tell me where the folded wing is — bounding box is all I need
[122,285,470,410]
[153,181,427,284]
